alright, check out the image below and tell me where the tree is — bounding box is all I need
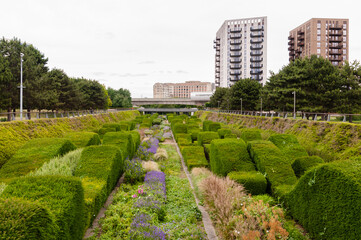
[209,87,229,108]
[228,78,262,111]
[0,55,13,119]
[107,87,132,108]
[74,78,109,110]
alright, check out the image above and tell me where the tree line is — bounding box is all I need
[0,38,132,120]
[210,55,361,118]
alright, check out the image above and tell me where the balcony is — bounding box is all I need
[230,58,242,63]
[250,57,263,62]
[230,64,241,69]
[329,25,342,30]
[250,70,263,75]
[230,52,242,57]
[297,30,305,35]
[252,76,263,81]
[216,51,220,56]
[230,76,241,81]
[329,30,343,36]
[329,43,343,49]
[230,34,242,39]
[296,48,302,53]
[288,36,294,40]
[250,51,263,56]
[288,40,294,45]
[215,63,220,67]
[230,46,242,51]
[297,41,304,47]
[250,63,263,68]
[215,68,220,73]
[289,51,295,56]
[251,25,264,31]
[251,44,263,50]
[251,38,263,44]
[250,32,264,38]
[230,70,242,75]
[216,57,220,62]
[230,40,242,45]
[329,37,342,42]
[329,49,342,55]
[329,56,342,61]
[230,28,242,33]
[288,46,295,51]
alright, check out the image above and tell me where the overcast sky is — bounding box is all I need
[1,0,360,97]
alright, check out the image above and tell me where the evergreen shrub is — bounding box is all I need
[176,133,192,144]
[181,146,208,170]
[173,123,187,135]
[152,118,162,125]
[0,138,76,183]
[210,139,255,176]
[63,132,100,148]
[204,144,211,161]
[291,156,324,178]
[129,130,141,152]
[102,123,121,132]
[98,127,116,137]
[209,122,221,132]
[228,171,267,195]
[269,134,308,163]
[224,133,237,138]
[240,128,262,142]
[217,128,232,139]
[103,132,133,159]
[197,131,219,146]
[1,176,85,240]
[247,140,297,190]
[202,120,213,131]
[287,160,361,239]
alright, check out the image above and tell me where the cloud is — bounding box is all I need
[93,72,106,76]
[110,73,148,77]
[176,70,188,74]
[138,60,155,64]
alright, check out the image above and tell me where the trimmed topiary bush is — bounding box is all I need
[224,133,237,139]
[187,124,201,141]
[287,160,361,239]
[152,118,162,125]
[210,139,255,176]
[98,127,117,137]
[176,133,192,143]
[102,123,121,132]
[217,128,232,139]
[247,140,297,190]
[228,171,267,195]
[0,197,58,240]
[204,144,211,161]
[181,146,208,170]
[202,120,213,131]
[292,156,324,178]
[0,138,76,184]
[240,128,262,142]
[269,134,308,163]
[173,123,187,135]
[197,131,219,146]
[1,176,85,240]
[209,122,221,132]
[129,130,141,152]
[142,118,153,128]
[103,132,134,160]
[63,132,101,148]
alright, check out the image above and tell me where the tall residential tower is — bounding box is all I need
[288,18,349,66]
[214,17,267,88]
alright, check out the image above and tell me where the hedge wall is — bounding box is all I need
[228,171,267,195]
[181,146,208,170]
[287,160,361,239]
[292,156,324,178]
[240,128,262,142]
[173,123,188,135]
[209,122,221,132]
[63,132,101,148]
[202,120,213,131]
[197,131,219,146]
[0,138,76,184]
[129,130,141,153]
[217,128,232,139]
[269,134,308,163]
[0,197,58,240]
[210,139,255,176]
[0,110,139,168]
[247,140,297,190]
[102,123,121,132]
[102,132,133,160]
[1,176,85,240]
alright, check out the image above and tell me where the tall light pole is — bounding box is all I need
[260,97,263,113]
[292,91,296,119]
[20,53,24,121]
[217,100,220,109]
[240,98,243,114]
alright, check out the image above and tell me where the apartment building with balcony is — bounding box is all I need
[288,18,349,66]
[153,81,214,98]
[214,17,267,88]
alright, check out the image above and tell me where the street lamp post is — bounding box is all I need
[240,98,243,114]
[20,53,24,121]
[292,91,296,119]
[260,97,262,114]
[217,101,220,109]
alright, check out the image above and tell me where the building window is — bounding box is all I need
[317,42,321,47]
[343,30,347,36]
[343,23,347,29]
[343,37,347,42]
[317,49,321,54]
[343,43,347,48]
[343,49,346,54]
[317,23,321,29]
[317,29,321,35]
[317,36,321,41]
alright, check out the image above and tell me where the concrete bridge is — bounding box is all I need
[132,98,208,106]
[138,107,198,115]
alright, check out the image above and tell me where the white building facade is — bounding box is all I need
[214,17,267,88]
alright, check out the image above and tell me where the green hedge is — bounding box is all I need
[224,133,237,139]
[173,123,187,135]
[1,176,85,240]
[142,118,153,127]
[63,132,101,148]
[152,118,162,125]
[74,145,123,227]
[176,133,192,144]
[103,132,134,160]
[247,140,297,191]
[0,197,58,240]
[0,138,76,184]
[269,134,308,163]
[202,120,213,131]
[209,122,221,132]
[204,144,211,161]
[98,127,117,138]
[240,128,262,142]
[102,123,121,131]
[181,146,208,170]
[292,156,324,178]
[129,130,141,152]
[228,171,267,195]
[217,128,232,139]
[287,160,361,239]
[210,139,255,176]
[197,131,219,146]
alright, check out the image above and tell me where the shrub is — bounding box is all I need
[187,124,201,141]
[152,118,162,125]
[119,123,130,131]
[139,123,150,129]
[181,146,208,170]
[204,144,211,161]
[217,128,232,139]
[102,123,121,131]
[240,128,262,142]
[63,132,100,148]
[247,140,297,190]
[142,118,153,128]
[202,120,213,131]
[210,139,255,176]
[98,127,116,137]
[124,159,145,184]
[173,123,187,135]
[103,132,134,160]
[129,130,141,152]
[291,156,324,178]
[74,145,123,227]
[287,160,361,239]
[1,176,85,240]
[0,138,76,184]
[0,197,58,240]
[227,171,267,195]
[269,134,308,163]
[209,122,221,132]
[153,148,168,161]
[224,133,237,139]
[176,133,192,144]
[197,131,219,146]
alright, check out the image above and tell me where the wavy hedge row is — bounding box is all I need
[0,110,140,168]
